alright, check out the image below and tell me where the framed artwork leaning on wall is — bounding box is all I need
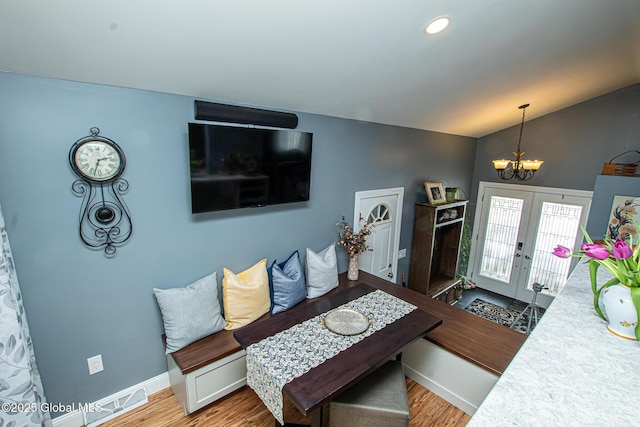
[606,195,640,241]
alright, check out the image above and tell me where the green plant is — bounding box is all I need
[455,273,475,290]
[457,217,472,275]
[552,216,640,339]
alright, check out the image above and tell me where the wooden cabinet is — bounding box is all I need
[409,200,468,303]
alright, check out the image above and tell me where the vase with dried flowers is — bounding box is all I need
[337,215,374,280]
[552,215,640,340]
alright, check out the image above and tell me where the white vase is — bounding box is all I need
[601,283,638,340]
[348,254,359,281]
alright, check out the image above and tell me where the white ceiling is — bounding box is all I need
[1,0,639,137]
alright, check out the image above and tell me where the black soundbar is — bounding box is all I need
[194,100,298,129]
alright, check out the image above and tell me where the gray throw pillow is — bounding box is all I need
[306,243,339,298]
[154,271,227,354]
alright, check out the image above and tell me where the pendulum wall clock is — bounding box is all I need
[69,127,132,255]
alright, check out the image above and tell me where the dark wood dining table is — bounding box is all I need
[233,281,442,426]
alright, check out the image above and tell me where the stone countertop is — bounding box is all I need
[467,262,639,426]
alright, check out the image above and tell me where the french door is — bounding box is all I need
[468,182,592,307]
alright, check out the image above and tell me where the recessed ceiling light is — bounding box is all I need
[424,17,450,35]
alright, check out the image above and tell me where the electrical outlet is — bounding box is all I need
[398,248,407,259]
[87,355,104,375]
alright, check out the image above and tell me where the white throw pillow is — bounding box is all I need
[153,272,227,354]
[305,243,339,298]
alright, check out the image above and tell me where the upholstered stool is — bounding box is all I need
[329,360,410,427]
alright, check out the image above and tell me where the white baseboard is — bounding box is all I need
[52,372,170,427]
[402,339,498,415]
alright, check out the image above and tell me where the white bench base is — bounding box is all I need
[167,349,247,415]
[402,339,498,415]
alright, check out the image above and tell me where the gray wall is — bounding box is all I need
[471,84,640,204]
[0,72,475,411]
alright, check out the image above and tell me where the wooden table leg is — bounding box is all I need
[276,406,323,427]
[310,408,322,427]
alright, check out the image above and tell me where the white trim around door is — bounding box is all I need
[354,187,404,283]
[468,181,592,307]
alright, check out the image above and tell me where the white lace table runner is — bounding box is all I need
[246,289,417,424]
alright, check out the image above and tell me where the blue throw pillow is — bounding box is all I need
[268,251,307,315]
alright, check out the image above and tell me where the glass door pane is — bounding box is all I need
[479,196,524,283]
[526,202,583,296]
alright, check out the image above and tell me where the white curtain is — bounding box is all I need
[0,203,51,426]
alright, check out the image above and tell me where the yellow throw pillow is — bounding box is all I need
[223,259,271,330]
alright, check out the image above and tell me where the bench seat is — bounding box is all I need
[165,271,525,416]
[166,314,268,415]
[167,305,310,414]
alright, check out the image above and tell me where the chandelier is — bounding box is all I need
[492,103,543,181]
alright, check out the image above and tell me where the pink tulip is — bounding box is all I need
[611,239,632,260]
[552,245,571,258]
[581,243,610,260]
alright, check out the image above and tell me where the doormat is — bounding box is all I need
[464,298,545,334]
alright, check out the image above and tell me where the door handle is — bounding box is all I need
[524,255,531,260]
[388,272,394,278]
[515,253,521,257]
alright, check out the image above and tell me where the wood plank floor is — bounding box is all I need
[101,378,470,426]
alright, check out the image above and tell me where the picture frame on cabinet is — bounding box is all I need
[424,181,446,205]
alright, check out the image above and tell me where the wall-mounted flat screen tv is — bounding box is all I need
[188,123,313,213]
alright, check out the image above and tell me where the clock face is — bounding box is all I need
[71,139,124,182]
